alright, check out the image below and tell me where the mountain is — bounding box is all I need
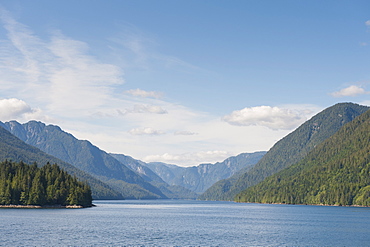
[0,125,120,199]
[200,102,369,201]
[145,152,266,194]
[236,108,370,206]
[1,121,166,199]
[110,153,198,199]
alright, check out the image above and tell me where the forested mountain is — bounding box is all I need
[145,152,266,193]
[1,121,166,199]
[0,125,119,199]
[0,161,92,207]
[237,109,370,206]
[200,103,369,201]
[110,153,198,199]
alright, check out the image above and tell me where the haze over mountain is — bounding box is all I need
[145,152,266,193]
[200,103,370,201]
[110,153,198,199]
[237,108,370,206]
[0,125,120,199]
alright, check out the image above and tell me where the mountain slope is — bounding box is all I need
[200,103,369,200]
[110,153,198,199]
[146,152,266,193]
[0,125,120,199]
[237,109,370,206]
[1,121,166,199]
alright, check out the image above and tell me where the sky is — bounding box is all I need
[0,0,369,167]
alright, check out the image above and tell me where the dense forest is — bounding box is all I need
[236,109,370,206]
[0,161,92,207]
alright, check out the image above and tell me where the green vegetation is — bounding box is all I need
[236,109,370,206]
[0,161,92,207]
[201,103,369,201]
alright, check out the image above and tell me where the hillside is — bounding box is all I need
[236,109,370,206]
[200,103,369,200]
[145,152,266,194]
[0,125,120,199]
[1,121,166,199]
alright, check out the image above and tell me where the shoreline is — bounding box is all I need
[0,204,95,209]
[236,201,369,208]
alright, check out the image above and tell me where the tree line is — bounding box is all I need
[0,160,92,207]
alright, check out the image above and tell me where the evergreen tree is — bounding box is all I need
[0,161,92,207]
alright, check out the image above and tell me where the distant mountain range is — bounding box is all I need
[0,121,262,199]
[199,102,370,201]
[1,102,368,206]
[144,152,266,193]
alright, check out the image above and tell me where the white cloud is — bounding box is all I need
[143,150,232,167]
[222,105,309,130]
[330,85,369,97]
[0,98,32,120]
[0,98,51,122]
[125,89,164,99]
[366,20,370,26]
[129,127,165,135]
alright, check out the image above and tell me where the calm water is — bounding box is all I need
[0,200,369,246]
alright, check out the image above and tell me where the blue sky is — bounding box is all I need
[0,1,369,166]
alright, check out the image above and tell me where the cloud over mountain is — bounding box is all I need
[143,150,231,167]
[0,98,49,122]
[330,85,369,98]
[222,105,308,130]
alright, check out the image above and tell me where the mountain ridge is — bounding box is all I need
[1,121,166,199]
[236,108,370,206]
[0,125,120,199]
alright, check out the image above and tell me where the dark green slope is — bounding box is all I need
[237,109,370,206]
[2,121,166,199]
[0,125,120,199]
[200,103,369,201]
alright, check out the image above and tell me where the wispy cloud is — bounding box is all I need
[222,105,310,130]
[0,8,124,117]
[125,89,164,99]
[174,130,198,136]
[0,7,315,167]
[366,20,370,26]
[330,85,369,97]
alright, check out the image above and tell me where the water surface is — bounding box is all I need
[1,200,369,246]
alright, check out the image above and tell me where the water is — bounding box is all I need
[1,200,369,246]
